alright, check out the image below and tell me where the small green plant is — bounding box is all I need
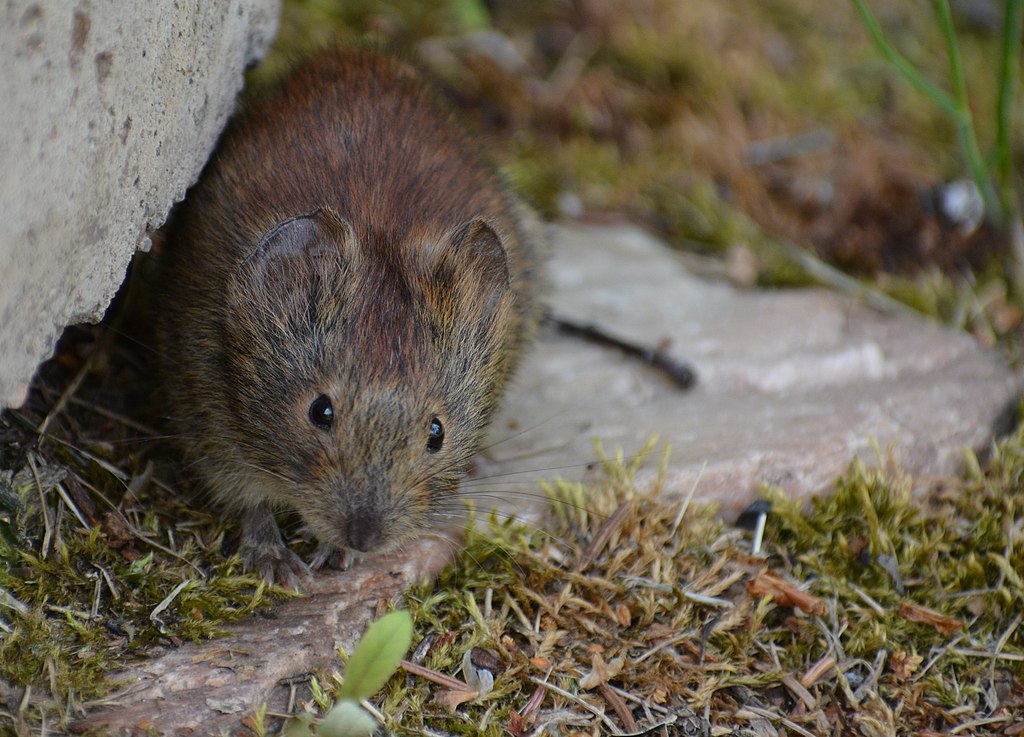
[284,609,413,737]
[852,0,1024,289]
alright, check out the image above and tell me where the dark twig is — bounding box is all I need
[550,315,697,390]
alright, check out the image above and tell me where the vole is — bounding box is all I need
[158,49,543,587]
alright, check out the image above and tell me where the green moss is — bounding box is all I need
[0,404,289,724]
[265,429,1024,734]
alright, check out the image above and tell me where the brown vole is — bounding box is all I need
[159,49,543,586]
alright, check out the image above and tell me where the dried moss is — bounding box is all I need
[0,330,291,728]
[286,434,1024,736]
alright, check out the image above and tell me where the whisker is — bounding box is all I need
[462,453,655,483]
[477,409,570,454]
[230,459,300,486]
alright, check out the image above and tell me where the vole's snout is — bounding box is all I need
[345,513,382,552]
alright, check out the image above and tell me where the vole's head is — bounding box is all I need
[217,207,517,554]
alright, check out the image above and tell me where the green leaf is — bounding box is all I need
[338,610,412,700]
[319,700,379,737]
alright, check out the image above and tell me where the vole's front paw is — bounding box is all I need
[240,506,311,590]
[310,543,360,571]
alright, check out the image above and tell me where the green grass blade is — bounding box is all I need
[850,0,959,117]
[934,0,967,112]
[997,0,1023,214]
[933,0,999,217]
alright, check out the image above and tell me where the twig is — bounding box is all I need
[551,315,697,390]
[669,461,704,539]
[574,501,631,572]
[739,705,818,737]
[36,344,100,440]
[597,682,637,732]
[774,238,920,318]
[27,454,54,559]
[527,676,619,734]
[400,660,473,692]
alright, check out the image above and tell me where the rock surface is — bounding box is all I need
[0,0,280,408]
[79,221,1021,735]
[478,221,1022,520]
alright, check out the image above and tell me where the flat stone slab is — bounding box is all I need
[78,221,1021,734]
[479,221,1021,519]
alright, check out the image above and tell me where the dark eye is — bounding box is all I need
[426,417,444,453]
[308,395,334,430]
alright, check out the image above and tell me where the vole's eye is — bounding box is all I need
[427,417,444,453]
[308,395,334,430]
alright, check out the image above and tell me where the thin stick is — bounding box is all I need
[527,676,620,734]
[574,501,631,572]
[551,315,696,389]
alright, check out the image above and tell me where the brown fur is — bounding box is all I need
[158,49,543,585]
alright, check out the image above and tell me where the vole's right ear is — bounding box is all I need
[241,207,357,270]
[232,207,358,290]
[229,208,358,321]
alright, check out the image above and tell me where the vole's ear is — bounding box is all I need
[430,218,511,292]
[423,218,514,338]
[242,207,356,270]
[233,207,357,290]
[230,207,357,316]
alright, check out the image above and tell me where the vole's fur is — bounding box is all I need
[159,49,543,586]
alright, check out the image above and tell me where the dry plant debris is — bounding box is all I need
[289,433,1024,736]
[0,326,291,729]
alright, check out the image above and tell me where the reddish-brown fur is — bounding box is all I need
[159,49,543,586]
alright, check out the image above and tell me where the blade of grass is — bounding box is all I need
[996,0,1023,212]
[853,0,1000,218]
[850,0,959,118]
[933,0,1000,217]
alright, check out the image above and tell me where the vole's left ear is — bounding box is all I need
[452,218,510,287]
[229,207,358,322]
[429,218,511,294]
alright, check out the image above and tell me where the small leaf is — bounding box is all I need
[338,610,413,700]
[319,700,379,737]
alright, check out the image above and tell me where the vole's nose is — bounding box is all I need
[346,514,382,552]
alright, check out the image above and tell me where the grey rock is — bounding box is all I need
[0,0,280,408]
[475,221,1021,519]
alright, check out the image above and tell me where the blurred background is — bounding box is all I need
[254,0,1024,358]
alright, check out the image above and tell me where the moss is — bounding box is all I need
[258,428,1021,734]
[398,433,1022,733]
[0,380,289,722]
